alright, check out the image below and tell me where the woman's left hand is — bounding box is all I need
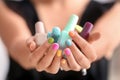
[60,2,120,71]
[60,31,97,71]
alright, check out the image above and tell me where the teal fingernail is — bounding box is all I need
[47,32,52,38]
[65,39,72,46]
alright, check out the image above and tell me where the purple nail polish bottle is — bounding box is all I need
[80,22,93,39]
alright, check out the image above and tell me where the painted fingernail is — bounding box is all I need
[48,37,54,44]
[69,31,75,37]
[65,39,72,46]
[64,48,71,56]
[47,32,52,38]
[62,59,66,64]
[52,43,59,50]
[57,49,62,57]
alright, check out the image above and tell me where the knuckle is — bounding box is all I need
[35,66,43,72]
[46,69,58,74]
[89,51,97,62]
[85,63,91,69]
[77,55,84,63]
[74,67,81,71]
[71,65,80,71]
[77,57,91,69]
[92,54,97,62]
[29,55,36,66]
[64,69,70,71]
[36,62,47,71]
[39,61,48,68]
[82,42,88,50]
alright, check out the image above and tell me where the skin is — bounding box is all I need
[61,2,120,71]
[0,0,120,74]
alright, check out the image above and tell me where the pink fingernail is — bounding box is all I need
[64,48,71,56]
[52,43,59,50]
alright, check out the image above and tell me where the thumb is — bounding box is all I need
[26,37,37,52]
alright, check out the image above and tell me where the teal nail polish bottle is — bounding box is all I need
[51,27,61,42]
[58,14,79,49]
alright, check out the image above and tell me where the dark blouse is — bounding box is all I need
[4,0,115,80]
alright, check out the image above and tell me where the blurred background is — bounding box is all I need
[108,44,120,80]
[0,38,9,80]
[0,37,120,80]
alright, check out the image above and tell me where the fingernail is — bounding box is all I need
[62,59,66,64]
[65,39,72,46]
[69,31,75,37]
[29,42,36,51]
[64,48,71,56]
[52,43,59,50]
[48,37,54,44]
[47,32,52,38]
[57,49,62,57]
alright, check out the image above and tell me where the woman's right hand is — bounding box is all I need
[26,37,62,74]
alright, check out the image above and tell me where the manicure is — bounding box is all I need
[48,37,54,44]
[57,49,62,57]
[52,43,59,50]
[47,32,52,38]
[62,59,66,64]
[64,48,71,56]
[65,39,72,46]
[69,31,75,37]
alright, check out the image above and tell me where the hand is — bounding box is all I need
[60,31,97,71]
[88,4,120,59]
[26,37,62,74]
[60,3,120,71]
[26,21,62,74]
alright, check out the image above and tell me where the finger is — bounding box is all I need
[29,40,51,66]
[60,59,70,71]
[35,21,45,33]
[64,48,81,71]
[69,31,97,62]
[68,42,91,69]
[46,49,62,74]
[36,43,59,71]
[26,37,37,51]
